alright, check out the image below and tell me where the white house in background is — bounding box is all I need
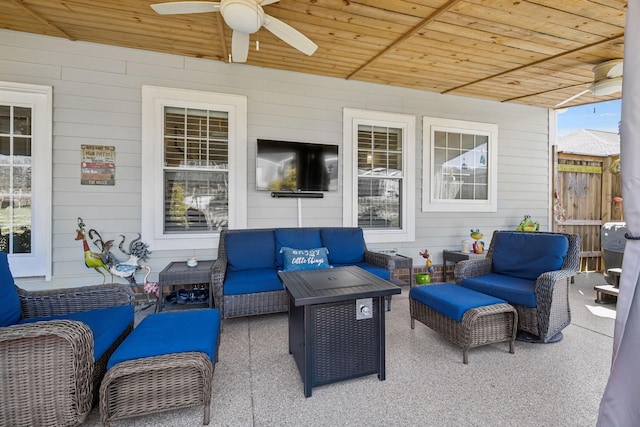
[1,29,554,289]
[557,129,620,156]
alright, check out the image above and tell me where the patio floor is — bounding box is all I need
[82,272,616,426]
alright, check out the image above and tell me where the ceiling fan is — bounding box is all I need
[150,0,318,63]
[554,59,624,108]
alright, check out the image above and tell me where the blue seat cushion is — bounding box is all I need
[492,232,569,280]
[107,309,221,369]
[19,305,134,361]
[461,273,537,308]
[226,230,276,271]
[333,262,390,281]
[410,283,506,322]
[224,268,284,295]
[281,247,331,271]
[320,228,365,264]
[0,252,20,327]
[274,228,322,268]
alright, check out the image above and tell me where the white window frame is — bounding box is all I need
[422,117,498,212]
[343,108,415,243]
[0,81,52,279]
[141,86,247,251]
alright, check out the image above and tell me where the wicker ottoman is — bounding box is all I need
[410,284,517,364]
[99,309,221,426]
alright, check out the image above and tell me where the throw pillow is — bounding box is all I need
[280,247,331,271]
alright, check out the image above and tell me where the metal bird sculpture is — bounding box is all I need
[75,218,111,283]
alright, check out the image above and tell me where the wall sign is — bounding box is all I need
[81,145,115,185]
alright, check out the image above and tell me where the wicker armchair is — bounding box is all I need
[0,275,135,426]
[454,230,580,343]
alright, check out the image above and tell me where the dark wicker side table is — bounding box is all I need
[158,260,215,312]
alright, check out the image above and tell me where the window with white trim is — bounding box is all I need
[343,108,415,243]
[422,117,498,212]
[0,82,52,279]
[141,86,247,251]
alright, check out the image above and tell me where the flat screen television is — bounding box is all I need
[256,139,338,192]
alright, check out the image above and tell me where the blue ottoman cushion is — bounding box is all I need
[410,283,506,322]
[107,309,221,369]
[461,273,537,308]
[19,305,134,361]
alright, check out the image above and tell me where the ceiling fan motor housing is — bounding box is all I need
[221,0,265,34]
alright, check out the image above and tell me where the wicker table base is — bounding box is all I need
[410,296,517,364]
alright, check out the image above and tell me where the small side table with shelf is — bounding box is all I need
[158,260,215,312]
[442,250,486,281]
[388,254,414,287]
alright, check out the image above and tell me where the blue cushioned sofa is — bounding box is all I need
[0,252,135,426]
[212,227,398,318]
[454,230,580,343]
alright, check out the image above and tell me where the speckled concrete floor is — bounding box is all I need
[82,272,615,427]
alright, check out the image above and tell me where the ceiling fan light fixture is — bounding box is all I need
[220,0,264,34]
[592,59,624,80]
[590,76,623,96]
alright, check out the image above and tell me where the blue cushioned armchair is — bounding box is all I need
[454,231,580,343]
[0,253,135,426]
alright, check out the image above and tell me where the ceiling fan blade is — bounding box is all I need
[259,0,281,5]
[151,1,220,15]
[554,89,590,109]
[262,14,318,56]
[231,31,250,62]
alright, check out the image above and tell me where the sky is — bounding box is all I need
[556,99,621,138]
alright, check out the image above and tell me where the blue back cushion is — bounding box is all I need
[492,232,569,280]
[321,228,365,264]
[108,309,221,369]
[225,230,276,271]
[281,247,330,271]
[410,283,506,322]
[0,252,21,327]
[274,228,322,268]
[20,305,134,361]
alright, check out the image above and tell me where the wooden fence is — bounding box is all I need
[553,151,622,272]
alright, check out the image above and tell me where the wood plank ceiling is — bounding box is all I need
[0,0,627,109]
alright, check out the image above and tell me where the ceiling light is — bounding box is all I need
[590,77,623,96]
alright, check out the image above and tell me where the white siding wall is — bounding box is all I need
[0,30,551,289]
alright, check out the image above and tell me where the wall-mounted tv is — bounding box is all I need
[256,139,339,192]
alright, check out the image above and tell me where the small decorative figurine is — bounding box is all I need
[515,215,540,232]
[470,229,485,254]
[75,217,151,284]
[419,249,435,274]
